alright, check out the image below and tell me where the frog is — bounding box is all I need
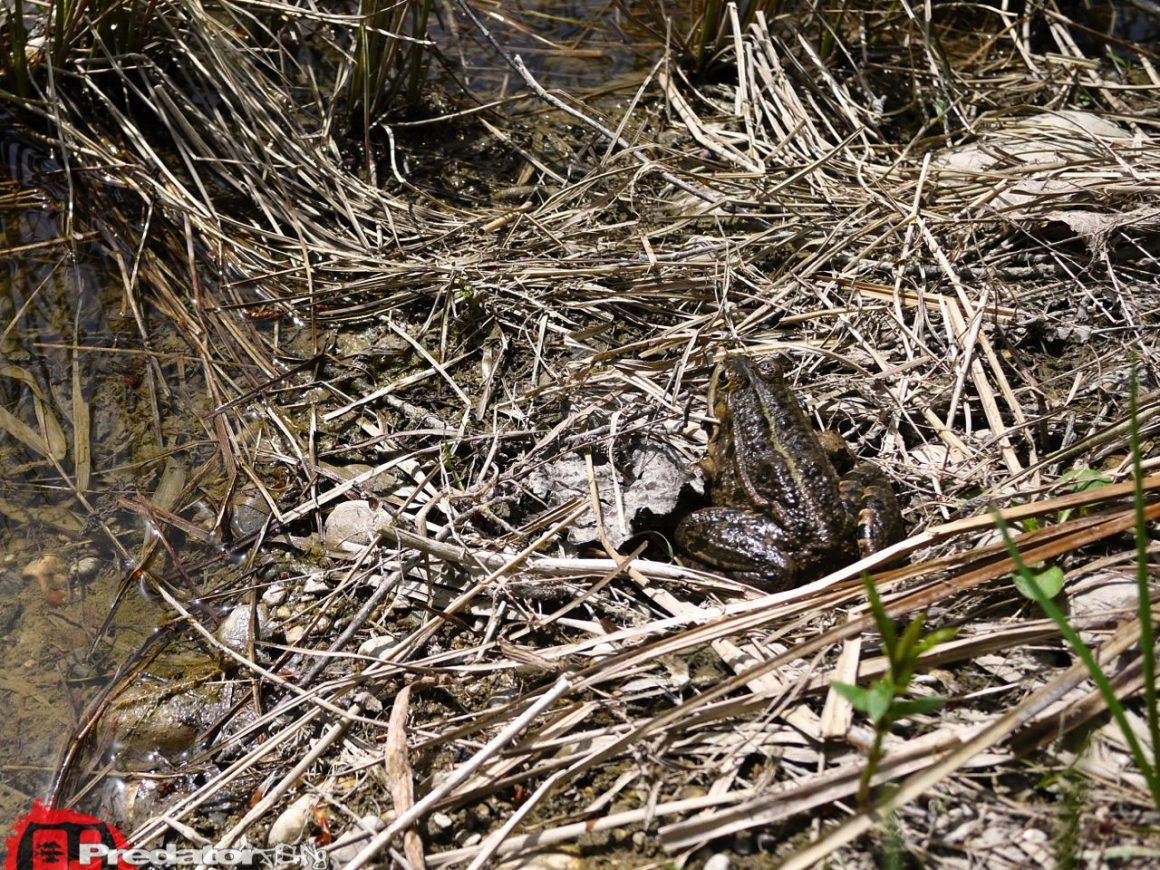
[98,654,231,769]
[675,356,904,591]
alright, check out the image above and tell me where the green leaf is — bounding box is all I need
[913,626,958,657]
[994,502,1160,810]
[893,616,928,685]
[1014,565,1066,601]
[1057,468,1114,522]
[867,681,893,723]
[862,575,897,650]
[1058,467,1113,492]
[832,681,872,712]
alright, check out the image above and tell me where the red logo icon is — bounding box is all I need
[4,802,131,870]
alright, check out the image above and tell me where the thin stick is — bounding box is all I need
[341,676,574,870]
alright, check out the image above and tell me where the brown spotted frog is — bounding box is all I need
[676,356,904,591]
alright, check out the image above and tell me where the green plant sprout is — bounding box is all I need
[1012,562,1065,602]
[1008,468,1110,595]
[833,577,957,808]
[1019,468,1113,533]
[1056,467,1114,523]
[1000,365,1160,812]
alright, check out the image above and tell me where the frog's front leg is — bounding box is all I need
[838,462,905,558]
[675,507,800,588]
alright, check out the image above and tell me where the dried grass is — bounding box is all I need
[12,0,1160,865]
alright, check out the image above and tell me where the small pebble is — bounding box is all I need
[302,574,330,596]
[323,500,388,548]
[487,686,519,709]
[266,793,315,845]
[262,584,288,606]
[357,636,396,659]
[72,556,102,582]
[215,605,266,654]
[329,815,383,865]
[229,493,271,538]
[284,625,306,645]
[755,830,779,852]
[733,834,755,856]
[496,852,583,870]
[352,691,383,714]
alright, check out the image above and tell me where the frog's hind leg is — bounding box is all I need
[675,506,799,583]
[839,463,905,558]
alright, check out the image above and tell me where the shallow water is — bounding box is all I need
[0,128,188,833]
[436,0,647,95]
[0,0,650,834]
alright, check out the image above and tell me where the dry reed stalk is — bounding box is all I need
[13,0,1160,864]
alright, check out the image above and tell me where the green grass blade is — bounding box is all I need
[862,573,898,654]
[1129,366,1160,786]
[6,0,31,96]
[997,513,1160,809]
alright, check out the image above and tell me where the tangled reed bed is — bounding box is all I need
[9,0,1160,864]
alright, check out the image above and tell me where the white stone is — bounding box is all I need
[266,793,315,846]
[357,635,397,660]
[262,583,287,606]
[302,573,330,595]
[216,605,266,654]
[323,500,390,549]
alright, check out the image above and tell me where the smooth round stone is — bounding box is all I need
[323,500,389,548]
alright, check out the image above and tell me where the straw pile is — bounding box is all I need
[18,0,1160,864]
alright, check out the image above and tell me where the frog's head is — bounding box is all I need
[722,355,787,388]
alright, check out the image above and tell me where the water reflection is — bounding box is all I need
[433,0,646,96]
[0,130,172,834]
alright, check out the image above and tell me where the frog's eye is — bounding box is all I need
[755,357,785,379]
